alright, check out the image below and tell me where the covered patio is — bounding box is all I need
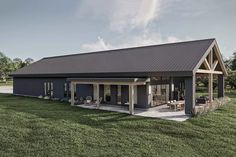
[77,103,189,122]
[68,78,150,115]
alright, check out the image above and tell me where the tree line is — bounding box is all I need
[0,52,34,82]
[224,52,236,89]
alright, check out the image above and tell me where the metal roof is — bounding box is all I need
[11,39,215,77]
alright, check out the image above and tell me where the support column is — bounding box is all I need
[71,82,75,106]
[184,75,196,115]
[96,84,100,108]
[208,50,213,103]
[169,77,174,100]
[218,74,224,98]
[129,84,134,115]
[208,73,213,103]
[146,82,152,107]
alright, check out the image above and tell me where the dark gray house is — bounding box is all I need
[10,39,227,115]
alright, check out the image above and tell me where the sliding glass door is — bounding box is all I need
[151,84,169,106]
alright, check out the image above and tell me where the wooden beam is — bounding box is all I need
[213,46,228,76]
[208,73,213,103]
[129,84,134,115]
[203,59,211,70]
[196,69,223,74]
[71,81,147,86]
[212,60,218,71]
[71,82,75,106]
[208,50,213,68]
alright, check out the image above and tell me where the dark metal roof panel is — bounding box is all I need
[11,39,215,76]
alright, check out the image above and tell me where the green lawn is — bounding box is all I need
[0,94,236,156]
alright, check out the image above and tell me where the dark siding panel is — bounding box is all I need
[99,85,104,102]
[218,74,224,98]
[184,77,195,115]
[136,85,148,108]
[13,78,44,97]
[76,84,93,99]
[111,85,117,105]
[121,85,129,104]
[13,78,66,99]
[53,79,66,99]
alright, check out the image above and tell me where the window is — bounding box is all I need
[64,83,67,97]
[44,82,54,97]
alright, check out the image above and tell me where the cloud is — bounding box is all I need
[109,0,162,32]
[78,0,185,53]
[81,32,182,52]
[81,37,112,52]
[76,0,162,32]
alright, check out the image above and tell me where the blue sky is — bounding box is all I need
[0,0,236,61]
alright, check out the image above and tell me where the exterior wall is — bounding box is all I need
[76,84,93,100]
[218,74,224,98]
[13,77,66,99]
[121,85,129,104]
[136,85,149,108]
[111,85,118,105]
[184,76,196,115]
[99,85,104,102]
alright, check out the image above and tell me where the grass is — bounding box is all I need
[0,93,236,156]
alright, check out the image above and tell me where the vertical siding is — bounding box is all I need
[99,85,104,103]
[76,84,93,100]
[121,85,129,104]
[218,74,224,98]
[110,85,118,105]
[53,79,66,98]
[13,77,66,99]
[184,76,195,115]
[136,85,149,108]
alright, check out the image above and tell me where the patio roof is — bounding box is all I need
[67,78,150,85]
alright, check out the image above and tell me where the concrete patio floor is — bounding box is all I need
[77,104,190,122]
[0,86,13,94]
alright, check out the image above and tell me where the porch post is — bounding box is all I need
[129,84,134,115]
[71,82,75,106]
[184,75,196,115]
[208,50,213,103]
[96,83,100,108]
[208,73,213,103]
[218,74,224,98]
[169,77,174,100]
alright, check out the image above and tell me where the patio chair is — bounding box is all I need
[79,97,84,104]
[85,96,92,104]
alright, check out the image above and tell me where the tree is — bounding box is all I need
[0,52,13,81]
[13,58,23,70]
[226,71,236,89]
[24,58,34,66]
[231,52,236,70]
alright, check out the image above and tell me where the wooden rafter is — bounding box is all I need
[212,60,218,71]
[203,59,211,70]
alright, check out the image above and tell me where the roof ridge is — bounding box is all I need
[43,38,215,60]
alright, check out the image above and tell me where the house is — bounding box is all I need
[10,39,227,115]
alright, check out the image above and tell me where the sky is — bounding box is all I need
[0,0,236,61]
